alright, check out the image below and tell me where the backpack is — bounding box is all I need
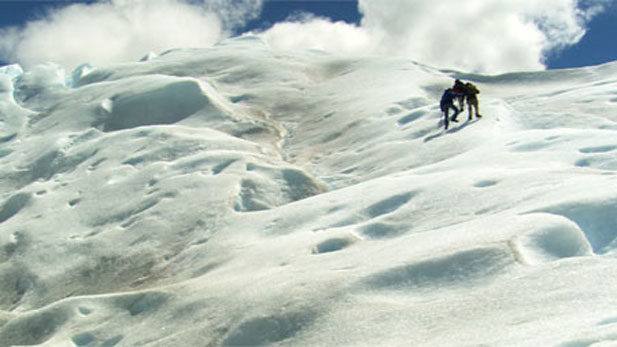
[465,82,479,96]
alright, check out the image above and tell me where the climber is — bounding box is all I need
[464,82,482,120]
[440,88,463,130]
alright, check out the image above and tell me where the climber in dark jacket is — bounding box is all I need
[440,88,463,130]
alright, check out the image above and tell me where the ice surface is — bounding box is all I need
[1,36,617,346]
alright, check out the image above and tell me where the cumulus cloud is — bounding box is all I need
[258,0,610,73]
[0,0,261,71]
[358,0,585,72]
[259,16,372,56]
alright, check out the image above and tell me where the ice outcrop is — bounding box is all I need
[101,77,210,132]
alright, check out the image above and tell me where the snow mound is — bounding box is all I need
[536,198,617,254]
[234,162,328,212]
[513,214,593,264]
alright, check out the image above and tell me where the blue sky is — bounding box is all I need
[547,1,617,69]
[0,0,615,73]
[243,0,361,31]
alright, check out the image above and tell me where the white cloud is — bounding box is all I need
[258,0,610,73]
[259,16,372,56]
[0,0,257,71]
[358,0,571,72]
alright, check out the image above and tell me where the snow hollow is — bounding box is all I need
[1,36,617,346]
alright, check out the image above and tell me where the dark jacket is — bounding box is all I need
[440,89,462,106]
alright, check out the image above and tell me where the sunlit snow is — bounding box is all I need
[1,36,617,346]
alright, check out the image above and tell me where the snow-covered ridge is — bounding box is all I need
[1,36,617,346]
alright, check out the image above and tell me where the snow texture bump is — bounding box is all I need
[536,198,617,254]
[361,246,513,292]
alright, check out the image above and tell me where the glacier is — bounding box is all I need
[1,36,617,346]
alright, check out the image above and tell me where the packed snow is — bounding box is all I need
[1,35,617,346]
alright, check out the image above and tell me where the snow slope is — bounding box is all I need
[1,36,617,346]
